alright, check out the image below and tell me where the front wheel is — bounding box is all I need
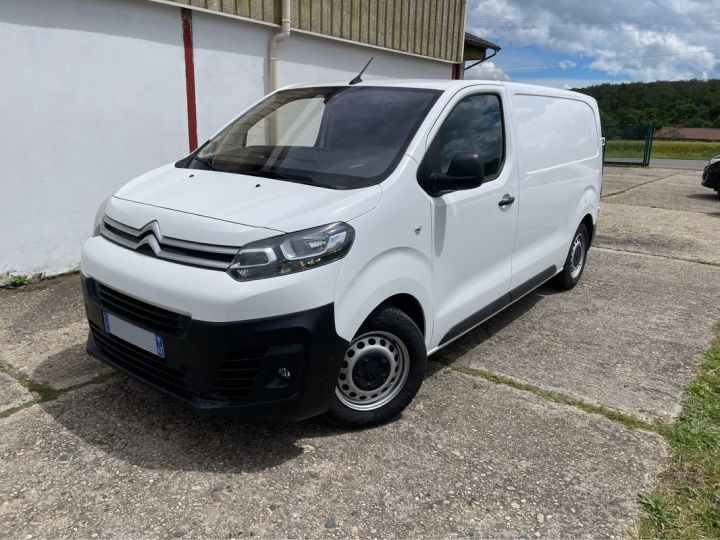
[323,306,427,429]
[552,223,590,290]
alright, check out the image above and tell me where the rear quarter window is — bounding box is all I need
[513,94,599,174]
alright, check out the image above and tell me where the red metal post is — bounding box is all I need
[181,8,198,152]
[451,63,462,80]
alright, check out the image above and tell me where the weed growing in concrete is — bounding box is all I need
[5,273,43,288]
[8,274,28,287]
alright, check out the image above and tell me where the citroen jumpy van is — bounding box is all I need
[82,80,602,428]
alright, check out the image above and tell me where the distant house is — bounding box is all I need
[655,127,720,142]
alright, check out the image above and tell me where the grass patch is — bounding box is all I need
[0,363,118,419]
[446,363,659,433]
[13,371,63,401]
[605,140,720,160]
[637,326,720,538]
[0,399,43,419]
[0,363,62,402]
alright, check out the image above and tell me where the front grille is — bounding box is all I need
[90,323,188,396]
[211,350,265,400]
[95,282,189,336]
[100,216,239,270]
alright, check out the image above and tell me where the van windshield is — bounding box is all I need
[179,86,441,189]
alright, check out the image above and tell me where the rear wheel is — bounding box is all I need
[323,306,426,429]
[552,223,590,290]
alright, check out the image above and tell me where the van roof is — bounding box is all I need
[283,79,595,102]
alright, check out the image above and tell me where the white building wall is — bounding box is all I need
[0,0,451,281]
[0,0,188,279]
[192,12,452,140]
[191,13,269,141]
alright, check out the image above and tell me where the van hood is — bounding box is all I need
[114,164,382,232]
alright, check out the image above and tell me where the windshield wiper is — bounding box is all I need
[191,156,217,171]
[250,170,317,185]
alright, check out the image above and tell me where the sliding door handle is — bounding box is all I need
[498,194,515,207]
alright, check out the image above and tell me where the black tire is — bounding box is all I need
[552,223,590,290]
[323,306,427,429]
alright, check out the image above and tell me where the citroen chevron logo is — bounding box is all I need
[136,221,164,256]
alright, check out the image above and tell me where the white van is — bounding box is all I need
[82,80,602,427]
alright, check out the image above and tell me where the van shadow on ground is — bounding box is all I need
[35,286,552,475]
[685,192,720,201]
[429,286,552,373]
[684,193,720,216]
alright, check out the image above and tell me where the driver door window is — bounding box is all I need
[428,94,505,181]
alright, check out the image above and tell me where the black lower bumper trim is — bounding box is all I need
[82,276,348,420]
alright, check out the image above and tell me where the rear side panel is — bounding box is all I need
[509,91,602,289]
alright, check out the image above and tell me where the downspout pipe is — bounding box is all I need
[268,0,291,93]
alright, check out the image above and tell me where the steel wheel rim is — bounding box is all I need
[569,233,585,279]
[335,331,410,411]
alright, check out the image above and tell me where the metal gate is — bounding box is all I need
[602,124,655,166]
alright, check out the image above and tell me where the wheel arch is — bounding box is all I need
[574,182,599,249]
[365,293,426,337]
[334,248,433,347]
[581,213,595,246]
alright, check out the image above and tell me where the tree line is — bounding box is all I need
[575,79,720,128]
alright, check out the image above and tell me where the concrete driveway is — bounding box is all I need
[1,166,719,538]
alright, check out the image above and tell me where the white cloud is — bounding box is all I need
[465,61,511,81]
[467,0,720,81]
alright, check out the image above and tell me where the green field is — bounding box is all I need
[605,140,720,160]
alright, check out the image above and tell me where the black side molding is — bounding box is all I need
[508,265,557,303]
[439,266,557,346]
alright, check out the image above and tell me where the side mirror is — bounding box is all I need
[430,153,484,196]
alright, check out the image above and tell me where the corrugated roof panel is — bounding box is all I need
[157,0,468,62]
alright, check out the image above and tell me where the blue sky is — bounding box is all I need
[465,0,720,88]
[470,45,628,88]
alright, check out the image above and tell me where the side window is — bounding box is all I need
[426,94,505,181]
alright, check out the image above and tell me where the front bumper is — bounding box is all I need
[82,276,348,420]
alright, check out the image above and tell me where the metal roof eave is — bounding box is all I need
[464,31,501,61]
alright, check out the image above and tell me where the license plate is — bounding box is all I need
[103,312,165,358]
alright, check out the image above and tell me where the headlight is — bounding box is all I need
[228,222,355,281]
[92,196,112,236]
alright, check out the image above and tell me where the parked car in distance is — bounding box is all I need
[81,79,603,428]
[701,155,720,198]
